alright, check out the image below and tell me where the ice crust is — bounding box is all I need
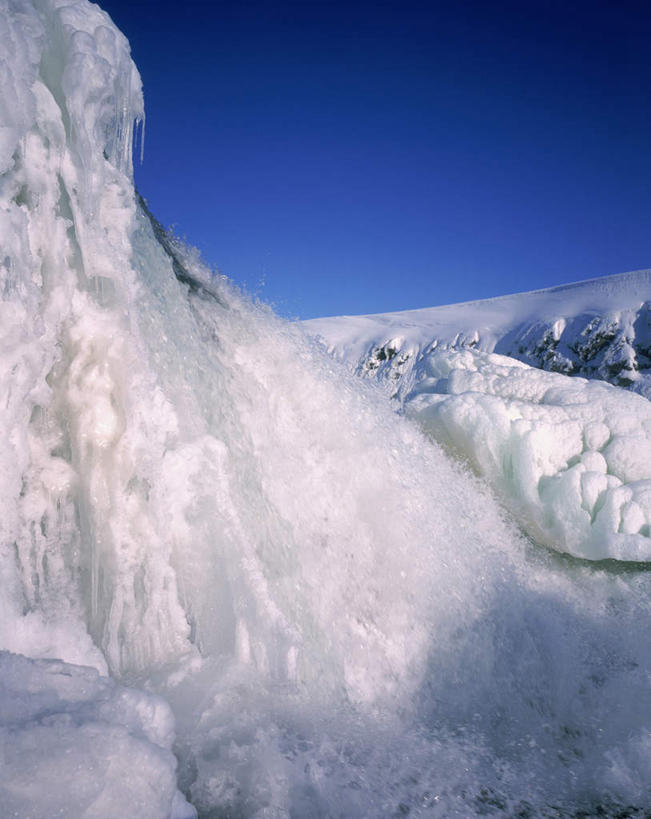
[407,349,651,561]
[1,1,651,817]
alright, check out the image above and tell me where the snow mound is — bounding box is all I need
[0,652,195,819]
[408,349,651,561]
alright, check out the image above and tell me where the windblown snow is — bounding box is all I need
[1,2,650,818]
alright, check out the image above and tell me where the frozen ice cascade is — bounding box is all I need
[0,1,649,817]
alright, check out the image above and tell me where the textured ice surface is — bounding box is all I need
[0,652,195,819]
[407,349,651,561]
[305,282,651,562]
[1,1,651,817]
[0,0,147,673]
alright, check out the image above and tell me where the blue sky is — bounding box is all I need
[102,0,651,319]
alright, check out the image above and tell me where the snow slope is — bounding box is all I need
[1,2,650,818]
[305,273,651,562]
[304,269,651,398]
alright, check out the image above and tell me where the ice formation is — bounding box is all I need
[0,652,195,819]
[407,349,651,561]
[1,1,650,817]
[306,275,651,562]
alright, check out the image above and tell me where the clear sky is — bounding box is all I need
[101,0,651,319]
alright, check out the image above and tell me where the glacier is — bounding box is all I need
[1,1,650,817]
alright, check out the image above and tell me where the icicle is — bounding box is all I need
[139,113,145,164]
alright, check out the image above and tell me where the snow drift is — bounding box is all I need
[1,1,650,817]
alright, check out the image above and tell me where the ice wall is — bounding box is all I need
[0,0,506,731]
[0,0,488,700]
[1,2,650,818]
[0,0,200,676]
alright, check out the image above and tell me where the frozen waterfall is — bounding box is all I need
[1,2,649,817]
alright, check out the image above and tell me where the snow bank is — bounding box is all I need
[0,652,195,819]
[408,349,651,561]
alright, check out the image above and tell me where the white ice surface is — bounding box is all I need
[407,349,651,561]
[0,652,196,819]
[1,1,650,817]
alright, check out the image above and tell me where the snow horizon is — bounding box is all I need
[99,0,651,320]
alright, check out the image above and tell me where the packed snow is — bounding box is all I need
[0,652,195,819]
[1,1,650,817]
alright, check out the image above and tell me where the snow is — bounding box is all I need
[1,1,651,817]
[304,273,651,562]
[0,652,195,819]
[304,268,651,397]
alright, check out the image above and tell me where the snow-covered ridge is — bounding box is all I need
[303,269,651,399]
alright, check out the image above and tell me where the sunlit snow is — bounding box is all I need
[407,349,651,561]
[1,2,650,818]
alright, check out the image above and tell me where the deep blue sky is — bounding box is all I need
[101,0,651,319]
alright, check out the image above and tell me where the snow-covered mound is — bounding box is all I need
[0,652,194,819]
[408,349,651,561]
[304,273,651,561]
[304,269,651,398]
[2,2,651,818]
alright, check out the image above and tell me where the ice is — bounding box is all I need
[1,1,651,817]
[407,348,651,561]
[0,652,195,819]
